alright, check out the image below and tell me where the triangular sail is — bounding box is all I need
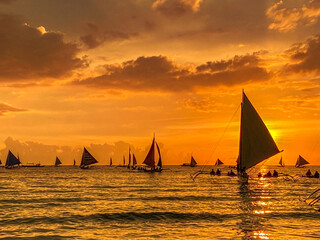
[110,157,112,166]
[156,142,162,168]
[190,156,197,167]
[295,155,309,167]
[0,159,2,165]
[73,159,76,166]
[55,157,62,166]
[128,148,131,167]
[279,156,284,166]
[215,158,224,166]
[80,148,98,166]
[132,154,137,166]
[5,150,21,166]
[123,156,125,165]
[143,137,155,167]
[239,91,280,172]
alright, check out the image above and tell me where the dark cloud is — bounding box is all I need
[283,34,320,73]
[73,53,271,92]
[0,14,87,81]
[152,0,203,17]
[0,103,26,116]
[0,0,15,4]
[80,22,133,49]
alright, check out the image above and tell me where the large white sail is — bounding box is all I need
[238,91,280,172]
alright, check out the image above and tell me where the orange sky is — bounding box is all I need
[0,0,320,165]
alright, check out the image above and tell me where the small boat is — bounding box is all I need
[279,156,284,167]
[22,163,44,167]
[55,157,62,167]
[132,153,137,169]
[79,147,98,169]
[73,159,76,166]
[142,135,162,172]
[295,155,309,168]
[215,158,224,166]
[5,150,21,169]
[182,156,197,167]
[109,157,112,166]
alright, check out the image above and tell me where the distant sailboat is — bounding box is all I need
[132,154,137,168]
[237,90,281,177]
[182,155,197,167]
[55,157,62,167]
[73,159,76,166]
[279,156,284,167]
[109,157,112,166]
[215,158,224,166]
[295,155,309,168]
[5,150,21,169]
[142,135,162,172]
[80,147,98,169]
[127,148,131,169]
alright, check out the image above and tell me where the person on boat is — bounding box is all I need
[264,171,272,177]
[273,170,279,177]
[314,171,319,178]
[257,172,262,178]
[210,169,215,175]
[306,169,312,177]
[216,169,221,176]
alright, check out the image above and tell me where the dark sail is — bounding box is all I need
[0,159,2,165]
[143,137,155,168]
[55,157,62,166]
[110,157,112,166]
[295,155,309,167]
[239,91,280,172]
[73,159,76,166]
[190,156,197,167]
[5,150,21,167]
[128,148,131,168]
[80,147,98,166]
[132,154,137,166]
[123,156,125,165]
[215,158,224,166]
[156,142,162,168]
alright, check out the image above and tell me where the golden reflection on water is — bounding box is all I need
[253,231,270,239]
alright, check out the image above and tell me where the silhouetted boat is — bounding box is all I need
[109,157,112,166]
[237,90,282,177]
[182,156,197,167]
[55,157,62,167]
[80,147,98,169]
[295,155,309,168]
[73,159,76,166]
[132,153,137,169]
[142,135,162,172]
[127,148,131,169]
[5,150,21,169]
[117,155,127,167]
[22,163,44,167]
[215,158,224,166]
[279,156,284,167]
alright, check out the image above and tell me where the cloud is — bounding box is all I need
[80,22,133,49]
[266,0,320,32]
[0,14,87,81]
[73,53,272,92]
[0,103,26,116]
[283,34,320,73]
[0,0,15,4]
[152,0,203,17]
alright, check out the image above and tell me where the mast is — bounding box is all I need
[238,91,280,173]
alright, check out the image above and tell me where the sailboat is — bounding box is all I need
[215,158,224,166]
[278,156,284,167]
[118,155,127,167]
[73,159,76,166]
[237,90,281,177]
[142,135,162,172]
[55,157,62,167]
[127,148,131,169]
[5,150,21,169]
[295,155,309,168]
[182,155,197,167]
[109,157,112,166]
[80,147,98,169]
[192,90,282,180]
[132,153,137,169]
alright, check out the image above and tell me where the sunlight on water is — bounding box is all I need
[0,166,319,239]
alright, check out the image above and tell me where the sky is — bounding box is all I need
[0,0,320,166]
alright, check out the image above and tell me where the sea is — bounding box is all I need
[0,165,319,240]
